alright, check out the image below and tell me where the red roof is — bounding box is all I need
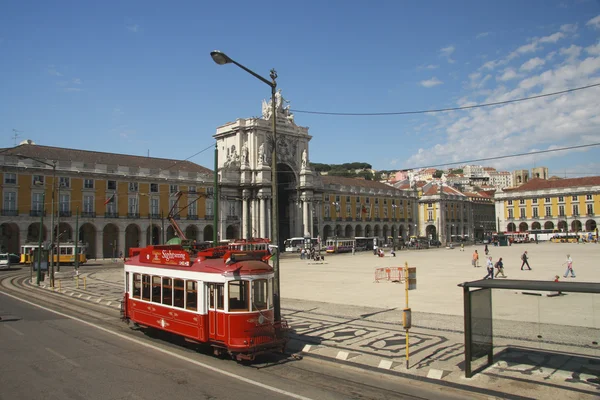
[507,177,600,192]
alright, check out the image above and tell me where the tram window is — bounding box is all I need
[186,281,197,311]
[269,278,274,308]
[216,284,224,310]
[125,272,129,294]
[142,275,151,301]
[151,276,161,303]
[133,273,141,299]
[252,279,268,311]
[209,284,215,308]
[162,278,172,306]
[173,279,185,308]
[228,281,249,312]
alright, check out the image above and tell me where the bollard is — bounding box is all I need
[84,276,86,290]
[76,275,79,289]
[58,280,61,292]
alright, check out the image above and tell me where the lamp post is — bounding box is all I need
[36,191,45,285]
[210,50,282,322]
[17,155,56,287]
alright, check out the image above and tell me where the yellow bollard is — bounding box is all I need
[83,276,86,290]
[58,280,61,292]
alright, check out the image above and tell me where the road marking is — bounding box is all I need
[46,347,81,367]
[1,291,314,400]
[3,323,24,336]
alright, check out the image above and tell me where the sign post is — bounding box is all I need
[403,261,417,369]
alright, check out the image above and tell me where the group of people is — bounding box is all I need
[471,249,576,280]
[300,247,324,261]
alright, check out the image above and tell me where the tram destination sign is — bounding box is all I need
[143,248,190,267]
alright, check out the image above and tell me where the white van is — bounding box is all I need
[0,253,11,269]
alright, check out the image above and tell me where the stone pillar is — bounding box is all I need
[303,198,310,237]
[143,222,150,247]
[260,195,267,240]
[242,190,249,239]
[251,195,259,238]
[266,195,272,241]
[118,227,126,259]
[95,228,103,259]
[219,197,226,241]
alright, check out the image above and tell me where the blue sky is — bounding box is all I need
[1,1,600,177]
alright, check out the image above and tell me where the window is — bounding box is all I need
[508,200,513,205]
[586,194,593,201]
[170,184,178,194]
[356,196,360,203]
[83,195,94,213]
[169,198,177,215]
[189,185,196,193]
[588,203,594,215]
[173,279,185,308]
[216,284,224,310]
[128,197,138,214]
[150,183,159,193]
[206,200,213,217]
[188,200,197,217]
[206,187,214,195]
[150,197,159,216]
[346,196,350,202]
[428,202,433,208]
[545,197,551,203]
[133,274,141,299]
[141,275,151,301]
[520,208,526,218]
[533,207,538,218]
[151,276,161,303]
[325,205,330,218]
[59,176,70,188]
[128,182,138,192]
[508,209,513,219]
[59,194,70,212]
[572,195,578,201]
[33,175,44,185]
[346,204,351,217]
[84,179,94,189]
[375,198,379,205]
[355,204,361,217]
[573,204,579,216]
[559,205,565,216]
[374,206,379,217]
[335,195,340,203]
[107,180,117,190]
[383,206,388,218]
[32,193,44,211]
[228,281,249,311]
[519,199,525,205]
[4,173,16,184]
[228,202,235,216]
[545,206,551,217]
[252,279,270,311]
[558,196,564,202]
[532,198,537,204]
[186,281,197,311]
[162,278,172,306]
[428,210,433,221]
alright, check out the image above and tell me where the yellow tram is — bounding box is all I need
[20,242,88,265]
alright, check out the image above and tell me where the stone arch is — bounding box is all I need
[0,223,20,253]
[203,225,213,242]
[125,224,141,255]
[334,224,342,237]
[147,223,160,246]
[277,163,296,246]
[56,222,73,242]
[365,224,372,237]
[79,223,97,259]
[344,225,353,238]
[323,225,332,241]
[531,221,541,230]
[374,225,381,238]
[571,220,582,232]
[519,222,528,232]
[585,219,597,232]
[399,224,405,238]
[544,221,555,230]
[166,226,176,242]
[426,225,437,240]
[225,225,237,239]
[382,225,389,240]
[354,225,363,237]
[557,220,567,231]
[27,222,48,243]
[507,222,516,232]
[185,225,199,242]
[102,224,119,258]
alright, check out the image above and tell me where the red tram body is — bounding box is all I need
[122,243,287,360]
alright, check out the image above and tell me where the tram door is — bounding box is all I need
[207,283,225,341]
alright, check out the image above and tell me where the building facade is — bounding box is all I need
[494,177,600,234]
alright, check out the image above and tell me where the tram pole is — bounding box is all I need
[36,192,45,285]
[213,142,219,247]
[74,206,79,271]
[210,50,281,323]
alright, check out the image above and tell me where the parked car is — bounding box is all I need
[0,253,11,269]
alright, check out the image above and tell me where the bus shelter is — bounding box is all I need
[458,279,600,378]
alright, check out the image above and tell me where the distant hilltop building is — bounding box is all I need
[513,167,549,187]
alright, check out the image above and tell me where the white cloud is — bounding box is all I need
[72,78,82,84]
[586,40,600,56]
[420,77,443,88]
[420,64,439,70]
[476,32,490,39]
[127,24,140,33]
[538,32,565,44]
[560,44,582,61]
[520,57,545,71]
[560,23,578,33]
[63,87,82,92]
[497,68,520,81]
[440,45,456,64]
[47,65,62,76]
[586,14,600,30]
[113,108,124,117]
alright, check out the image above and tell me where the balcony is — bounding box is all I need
[374,218,381,222]
[81,211,96,218]
[544,215,552,219]
[519,216,526,220]
[59,211,72,218]
[336,217,342,221]
[1,209,18,216]
[104,212,119,218]
[532,215,539,219]
[507,216,514,220]
[204,215,214,220]
[227,215,239,221]
[186,215,198,220]
[572,213,579,217]
[148,213,161,219]
[323,217,331,222]
[587,213,595,217]
[127,212,140,219]
[345,217,353,221]
[30,210,46,217]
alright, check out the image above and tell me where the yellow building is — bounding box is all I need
[0,143,214,258]
[494,177,600,234]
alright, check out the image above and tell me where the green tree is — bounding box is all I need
[433,170,444,178]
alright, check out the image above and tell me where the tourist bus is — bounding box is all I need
[550,232,578,243]
[504,232,529,243]
[284,237,317,252]
[20,242,88,265]
[122,244,288,361]
[354,237,376,251]
[325,238,355,253]
[527,229,556,242]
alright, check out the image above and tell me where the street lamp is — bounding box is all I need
[210,50,282,323]
[17,155,56,287]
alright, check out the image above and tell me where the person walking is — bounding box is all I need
[563,254,576,278]
[472,250,479,267]
[495,257,507,278]
[460,243,464,252]
[520,250,531,270]
[352,244,355,255]
[484,256,494,279]
[484,244,489,256]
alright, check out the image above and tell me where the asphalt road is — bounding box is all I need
[0,271,481,400]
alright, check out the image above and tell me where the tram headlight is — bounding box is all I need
[258,315,265,325]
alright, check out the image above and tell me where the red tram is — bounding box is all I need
[121,244,288,360]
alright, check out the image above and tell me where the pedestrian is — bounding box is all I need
[484,244,489,256]
[484,256,494,279]
[391,248,396,257]
[300,248,305,260]
[460,243,464,252]
[520,250,531,270]
[472,250,479,267]
[352,244,356,255]
[494,257,506,278]
[563,254,576,278]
